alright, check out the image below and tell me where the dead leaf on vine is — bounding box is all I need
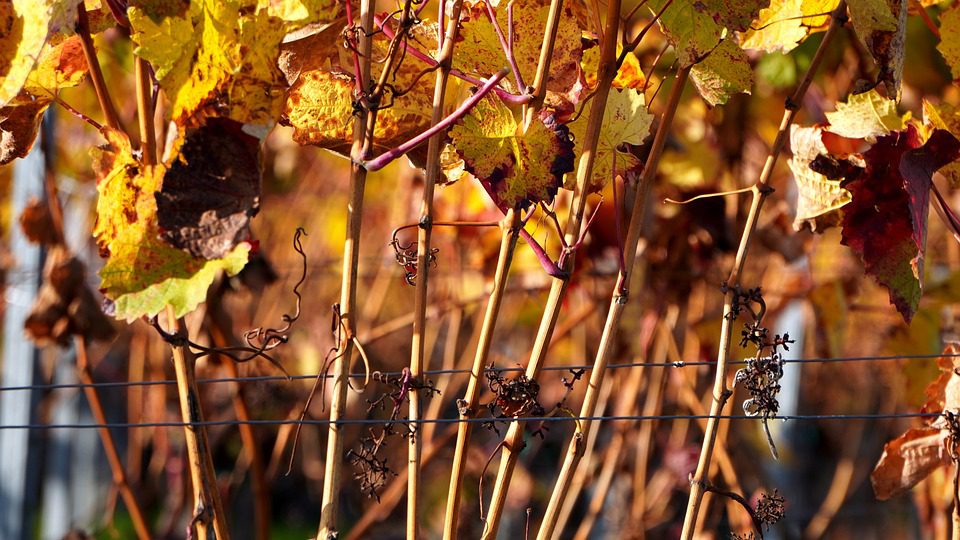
[872,426,948,500]
[18,197,56,245]
[157,118,260,260]
[825,89,906,139]
[449,93,574,209]
[847,0,906,96]
[789,125,858,233]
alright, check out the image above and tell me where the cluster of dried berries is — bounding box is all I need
[347,430,396,501]
[754,490,786,528]
[729,286,794,459]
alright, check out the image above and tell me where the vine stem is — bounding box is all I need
[535,59,690,535]
[166,305,230,540]
[76,6,122,131]
[679,3,847,537]
[480,0,623,536]
[407,1,465,538]
[442,209,522,539]
[76,341,152,539]
[318,1,376,537]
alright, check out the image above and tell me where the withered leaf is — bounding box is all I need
[18,197,57,246]
[157,118,261,260]
[871,426,948,500]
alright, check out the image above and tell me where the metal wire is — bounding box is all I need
[1,352,956,393]
[0,412,941,431]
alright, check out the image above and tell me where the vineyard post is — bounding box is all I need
[406,1,466,537]
[536,63,690,540]
[679,3,848,537]
[318,4,374,539]
[479,0,625,536]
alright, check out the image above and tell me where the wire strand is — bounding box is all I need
[0,412,941,431]
[2,352,956,393]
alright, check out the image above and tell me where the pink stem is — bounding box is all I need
[485,1,525,90]
[363,69,509,171]
[374,13,531,106]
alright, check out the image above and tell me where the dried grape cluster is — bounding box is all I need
[727,286,794,459]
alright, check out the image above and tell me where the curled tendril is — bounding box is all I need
[148,228,309,377]
[390,226,438,286]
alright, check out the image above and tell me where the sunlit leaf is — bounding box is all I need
[128,0,339,125]
[690,39,754,106]
[922,99,960,187]
[825,89,906,139]
[449,93,574,209]
[740,0,837,53]
[92,128,250,321]
[871,426,947,500]
[788,125,855,232]
[0,0,82,107]
[456,0,583,95]
[565,88,653,192]
[937,4,960,81]
[580,45,646,92]
[649,0,765,67]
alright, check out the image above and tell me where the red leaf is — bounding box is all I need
[840,126,960,322]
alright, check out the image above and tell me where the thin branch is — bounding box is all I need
[76,6,123,132]
[679,3,849,538]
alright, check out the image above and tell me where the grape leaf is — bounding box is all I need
[580,45,646,92]
[825,89,905,139]
[839,125,960,322]
[871,426,948,500]
[789,125,856,232]
[449,93,574,209]
[690,39,754,106]
[847,0,906,95]
[281,17,437,155]
[740,0,837,53]
[1,33,88,164]
[923,99,960,187]
[456,0,583,96]
[128,0,339,126]
[937,4,960,80]
[92,128,250,321]
[564,88,653,192]
[157,118,260,260]
[649,0,765,67]
[0,0,81,107]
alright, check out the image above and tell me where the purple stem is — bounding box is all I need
[484,1,525,90]
[520,229,567,278]
[374,13,531,106]
[932,182,960,239]
[363,69,510,171]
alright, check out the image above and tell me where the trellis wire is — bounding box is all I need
[0,412,942,431]
[1,352,956,393]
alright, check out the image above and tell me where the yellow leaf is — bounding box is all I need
[690,39,754,106]
[0,0,82,106]
[456,0,583,95]
[740,0,838,53]
[92,128,249,321]
[129,0,338,125]
[281,18,438,155]
[938,5,960,80]
[825,89,906,139]
[565,88,653,192]
[449,94,574,209]
[580,45,646,91]
[789,125,853,232]
[923,99,960,187]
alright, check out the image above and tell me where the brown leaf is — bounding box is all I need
[157,118,261,260]
[0,96,48,165]
[871,426,948,500]
[923,343,960,417]
[18,197,57,246]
